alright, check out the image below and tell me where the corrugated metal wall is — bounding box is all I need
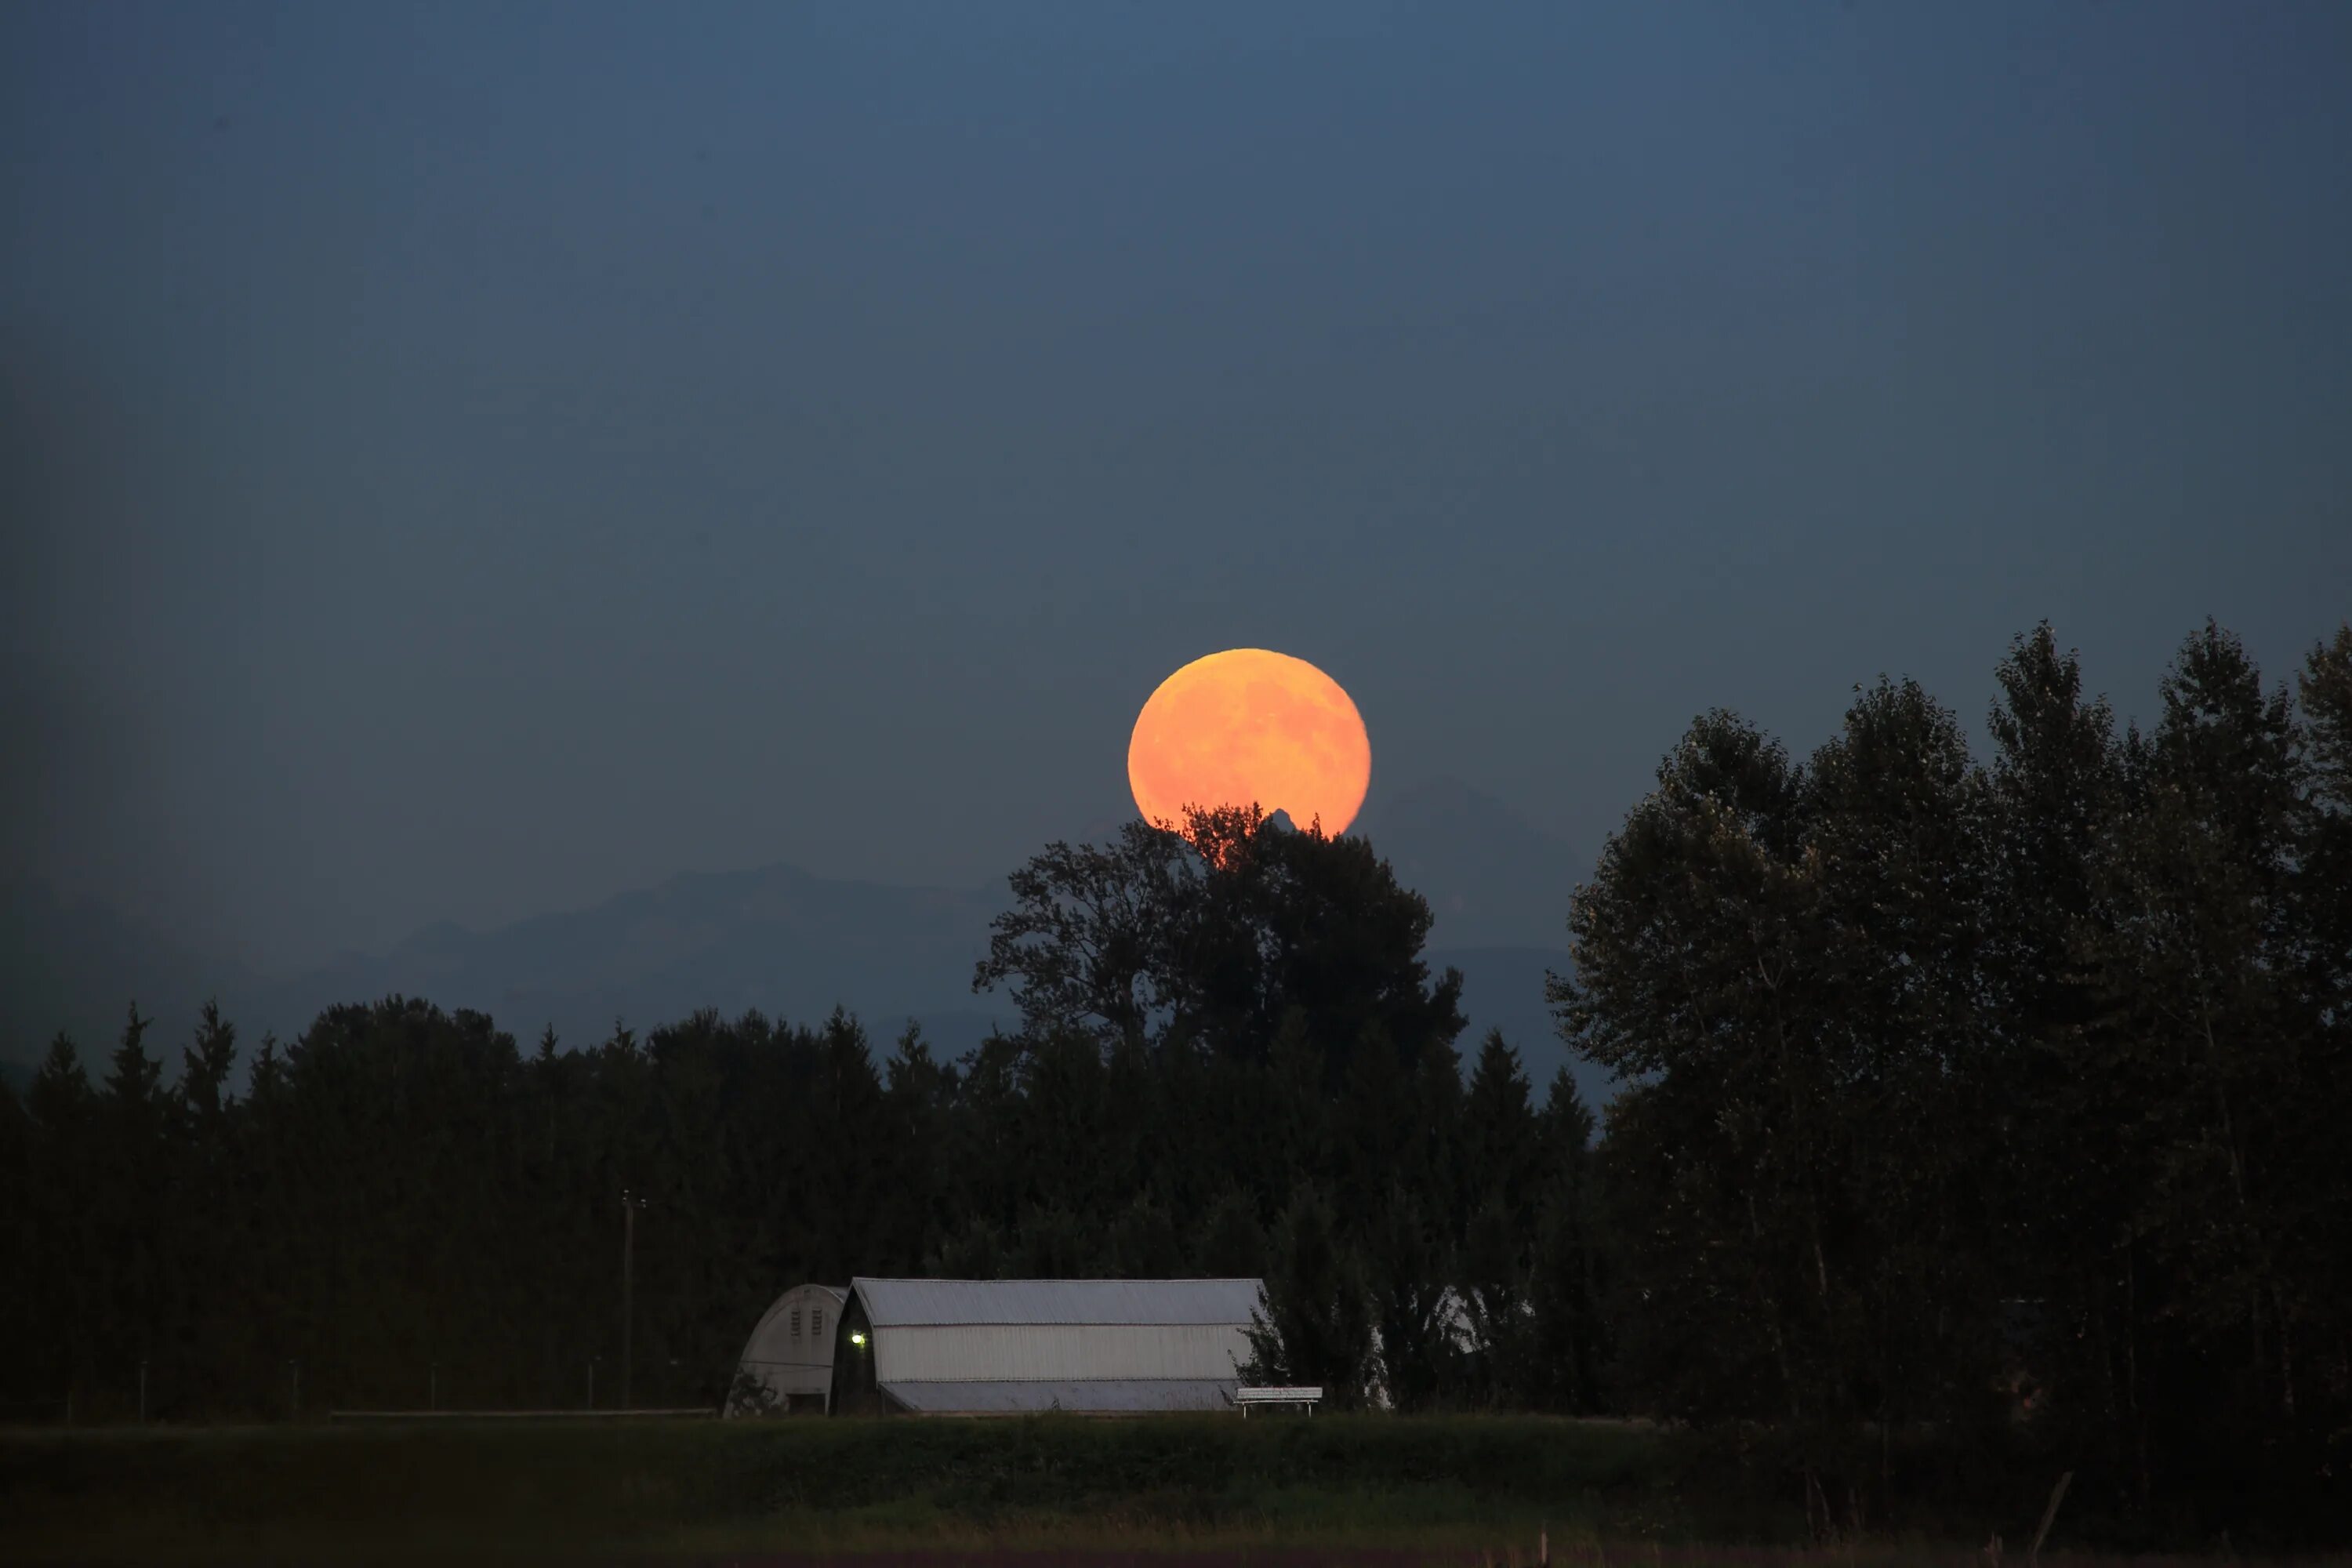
[874,1322,1250,1385]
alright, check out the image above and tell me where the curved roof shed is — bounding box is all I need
[728,1283,848,1414]
[832,1277,1265,1415]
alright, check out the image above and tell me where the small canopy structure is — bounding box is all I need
[727,1283,848,1415]
[830,1276,1265,1416]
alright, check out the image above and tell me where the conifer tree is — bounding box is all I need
[1244,1185,1375,1406]
[1525,1067,1605,1412]
[1192,1189,1267,1279]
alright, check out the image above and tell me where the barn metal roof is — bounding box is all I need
[851,1277,1263,1329]
[880,1377,1239,1414]
[757,1283,847,1314]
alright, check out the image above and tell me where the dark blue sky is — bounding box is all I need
[5,2,2347,969]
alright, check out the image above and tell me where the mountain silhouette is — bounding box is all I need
[2,780,1602,1101]
[278,862,1018,1059]
[1348,777,1599,1104]
[0,867,1014,1073]
[1353,775,1586,950]
[1428,943,1605,1112]
[0,877,273,1068]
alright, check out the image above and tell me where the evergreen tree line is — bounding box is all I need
[0,618,2345,1528]
[0,802,1600,1422]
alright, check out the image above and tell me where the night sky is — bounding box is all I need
[5,2,2347,972]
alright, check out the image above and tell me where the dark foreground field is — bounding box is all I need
[0,1416,2326,1566]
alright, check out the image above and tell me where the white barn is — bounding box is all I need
[829,1277,1265,1415]
[727,1283,848,1414]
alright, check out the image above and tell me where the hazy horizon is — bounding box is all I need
[7,2,2347,975]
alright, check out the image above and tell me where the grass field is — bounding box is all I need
[0,1415,2325,1566]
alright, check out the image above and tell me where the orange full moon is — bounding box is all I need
[1127,648,1371,836]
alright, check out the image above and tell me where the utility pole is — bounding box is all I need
[430,1363,438,1413]
[288,1359,300,1421]
[620,1189,648,1411]
[138,1359,147,1425]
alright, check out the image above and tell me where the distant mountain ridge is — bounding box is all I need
[1430,943,1602,1111]
[267,861,1017,1063]
[2,779,1602,1100]
[1356,775,1586,951]
[0,878,272,1066]
[0,866,1014,1070]
[1353,777,1599,1105]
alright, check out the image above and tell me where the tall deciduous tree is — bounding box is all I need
[976,805,1464,1080]
[1981,626,2146,1479]
[1554,708,1826,1422]
[2096,624,2320,1484]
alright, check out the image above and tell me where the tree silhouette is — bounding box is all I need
[2,617,2345,1540]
